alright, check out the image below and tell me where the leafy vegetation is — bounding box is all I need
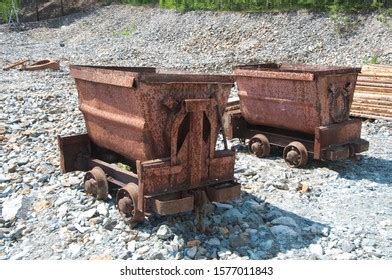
[377,7,392,29]
[329,13,360,35]
[112,22,137,36]
[0,0,20,22]
[364,53,381,64]
[120,0,159,5]
[158,0,391,13]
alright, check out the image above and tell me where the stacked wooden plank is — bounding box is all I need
[351,64,392,120]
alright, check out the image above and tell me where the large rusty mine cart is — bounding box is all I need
[58,65,240,223]
[224,63,369,167]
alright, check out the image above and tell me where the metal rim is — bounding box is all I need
[83,167,108,200]
[283,141,308,168]
[116,183,144,223]
[248,134,270,157]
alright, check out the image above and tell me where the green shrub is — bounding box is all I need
[120,0,159,5]
[112,22,137,36]
[377,7,392,29]
[0,0,20,22]
[159,0,391,13]
[330,13,360,35]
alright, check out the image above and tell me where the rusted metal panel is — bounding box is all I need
[324,146,350,161]
[352,139,370,154]
[314,118,363,159]
[235,63,361,134]
[57,134,90,173]
[70,65,233,162]
[24,60,60,71]
[70,66,137,88]
[209,151,236,181]
[206,182,241,202]
[152,194,194,215]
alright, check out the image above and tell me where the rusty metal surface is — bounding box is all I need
[3,59,29,71]
[152,193,194,216]
[224,111,314,151]
[223,108,369,163]
[235,63,361,134]
[64,65,239,218]
[283,141,309,168]
[116,183,144,222]
[57,134,90,173]
[84,166,108,200]
[24,60,60,71]
[314,118,364,160]
[70,65,233,162]
[206,182,241,202]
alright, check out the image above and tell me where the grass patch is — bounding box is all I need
[0,0,20,22]
[159,0,391,13]
[120,0,159,6]
[330,13,360,35]
[364,53,381,65]
[112,22,137,37]
[377,7,392,29]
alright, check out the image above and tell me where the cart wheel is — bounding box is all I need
[283,141,308,168]
[84,167,108,200]
[116,183,144,223]
[248,134,270,157]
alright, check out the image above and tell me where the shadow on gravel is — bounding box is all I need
[306,156,392,185]
[131,191,329,260]
[236,144,392,185]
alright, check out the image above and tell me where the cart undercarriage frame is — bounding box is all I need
[224,105,369,167]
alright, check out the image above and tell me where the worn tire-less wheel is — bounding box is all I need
[116,183,144,223]
[283,141,308,168]
[83,167,108,200]
[248,134,270,157]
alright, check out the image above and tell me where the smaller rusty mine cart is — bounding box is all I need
[224,63,369,168]
[58,65,240,223]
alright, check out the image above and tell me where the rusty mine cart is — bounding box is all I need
[224,64,369,168]
[58,65,240,223]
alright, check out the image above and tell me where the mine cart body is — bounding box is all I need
[224,64,369,167]
[58,65,240,222]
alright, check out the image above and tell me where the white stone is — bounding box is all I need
[57,204,68,218]
[93,233,103,244]
[0,174,11,183]
[68,176,80,185]
[335,252,357,260]
[68,244,82,258]
[73,223,86,234]
[97,204,108,216]
[127,240,136,252]
[156,225,173,240]
[137,245,150,254]
[80,208,96,220]
[2,196,23,221]
[309,244,324,257]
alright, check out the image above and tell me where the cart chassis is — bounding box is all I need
[224,109,369,162]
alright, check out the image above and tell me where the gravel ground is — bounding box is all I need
[0,5,391,260]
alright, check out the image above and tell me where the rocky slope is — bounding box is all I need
[0,5,391,260]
